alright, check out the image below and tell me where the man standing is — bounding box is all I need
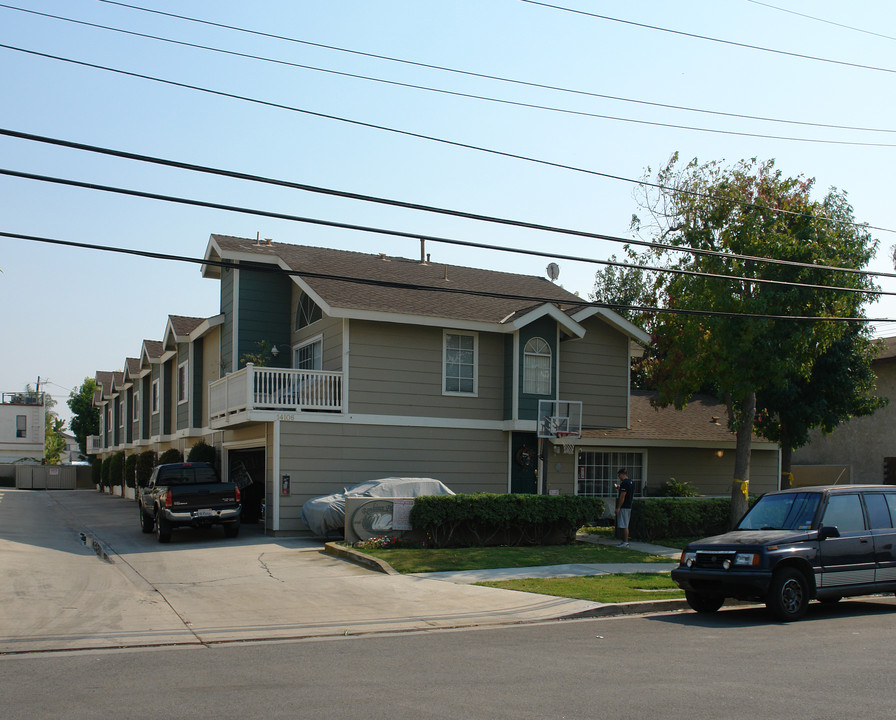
[615,468,633,547]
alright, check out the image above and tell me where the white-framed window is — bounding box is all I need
[15,415,26,438]
[443,331,478,395]
[151,378,160,414]
[133,390,140,421]
[295,292,322,330]
[523,337,552,395]
[105,406,112,433]
[577,451,645,499]
[177,361,189,404]
[293,335,322,370]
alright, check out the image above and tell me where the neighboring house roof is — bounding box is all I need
[577,390,773,447]
[875,336,896,362]
[202,234,649,342]
[141,340,164,363]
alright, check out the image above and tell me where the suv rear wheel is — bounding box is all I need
[767,568,808,621]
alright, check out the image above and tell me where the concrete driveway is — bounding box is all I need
[0,489,601,653]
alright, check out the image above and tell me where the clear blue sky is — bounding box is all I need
[2,0,895,426]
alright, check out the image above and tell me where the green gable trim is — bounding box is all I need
[518,315,558,421]
[237,268,292,369]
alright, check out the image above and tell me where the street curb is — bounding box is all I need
[563,598,692,618]
[324,542,399,575]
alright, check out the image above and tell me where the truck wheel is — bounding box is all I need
[155,510,172,543]
[766,568,808,621]
[223,521,240,539]
[139,504,154,534]
[685,591,724,614]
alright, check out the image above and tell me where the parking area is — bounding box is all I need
[0,489,600,653]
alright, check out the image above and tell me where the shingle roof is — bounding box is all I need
[581,390,764,444]
[142,340,163,359]
[168,315,205,337]
[208,234,585,324]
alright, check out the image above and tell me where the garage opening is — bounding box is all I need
[228,448,266,529]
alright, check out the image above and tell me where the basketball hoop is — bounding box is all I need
[555,431,577,455]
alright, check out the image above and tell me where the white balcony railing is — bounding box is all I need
[86,435,103,454]
[209,364,343,421]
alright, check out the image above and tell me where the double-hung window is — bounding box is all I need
[177,361,189,404]
[15,415,26,438]
[294,336,322,370]
[151,379,160,414]
[443,331,477,395]
[523,337,552,395]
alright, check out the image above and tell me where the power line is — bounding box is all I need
[4,2,892,138]
[1,230,888,323]
[2,43,892,238]
[521,0,896,75]
[745,0,896,43]
[3,157,894,285]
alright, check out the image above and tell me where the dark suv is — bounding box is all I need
[671,485,896,621]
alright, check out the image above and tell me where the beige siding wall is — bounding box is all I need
[559,317,629,428]
[545,445,780,498]
[200,327,221,428]
[278,422,508,533]
[348,320,504,420]
[792,360,895,484]
[290,309,343,372]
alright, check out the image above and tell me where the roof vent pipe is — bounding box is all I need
[420,238,426,264]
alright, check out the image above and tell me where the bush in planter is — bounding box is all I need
[93,457,103,488]
[124,453,138,489]
[186,440,217,467]
[135,450,157,488]
[100,455,111,490]
[158,448,183,465]
[656,477,701,497]
[107,451,125,490]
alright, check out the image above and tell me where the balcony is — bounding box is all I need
[209,364,343,423]
[86,435,103,455]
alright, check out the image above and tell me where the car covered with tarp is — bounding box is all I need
[300,477,455,537]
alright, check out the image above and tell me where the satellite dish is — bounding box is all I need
[546,262,560,282]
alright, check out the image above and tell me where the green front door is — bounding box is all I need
[511,432,539,494]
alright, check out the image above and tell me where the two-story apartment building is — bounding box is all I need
[0,391,46,464]
[88,234,780,534]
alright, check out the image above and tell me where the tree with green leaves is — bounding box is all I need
[590,253,652,328]
[633,154,879,525]
[68,378,99,456]
[755,324,886,482]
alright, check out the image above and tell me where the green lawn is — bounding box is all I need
[477,573,685,604]
[352,540,673,574]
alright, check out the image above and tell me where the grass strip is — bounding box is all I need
[352,542,673,574]
[476,572,685,604]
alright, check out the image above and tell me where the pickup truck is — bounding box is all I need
[138,462,242,543]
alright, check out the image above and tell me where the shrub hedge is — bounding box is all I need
[630,496,757,541]
[410,493,605,548]
[124,453,137,489]
[158,448,183,465]
[107,451,124,489]
[186,441,217,467]
[135,450,157,488]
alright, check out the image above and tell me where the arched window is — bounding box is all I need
[295,292,322,330]
[523,337,552,395]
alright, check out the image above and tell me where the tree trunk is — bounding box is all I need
[780,423,793,489]
[729,391,756,528]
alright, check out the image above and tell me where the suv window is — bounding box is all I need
[864,493,893,530]
[737,492,820,530]
[821,493,866,533]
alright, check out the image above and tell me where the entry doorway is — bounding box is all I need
[228,448,265,525]
[511,432,539,494]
